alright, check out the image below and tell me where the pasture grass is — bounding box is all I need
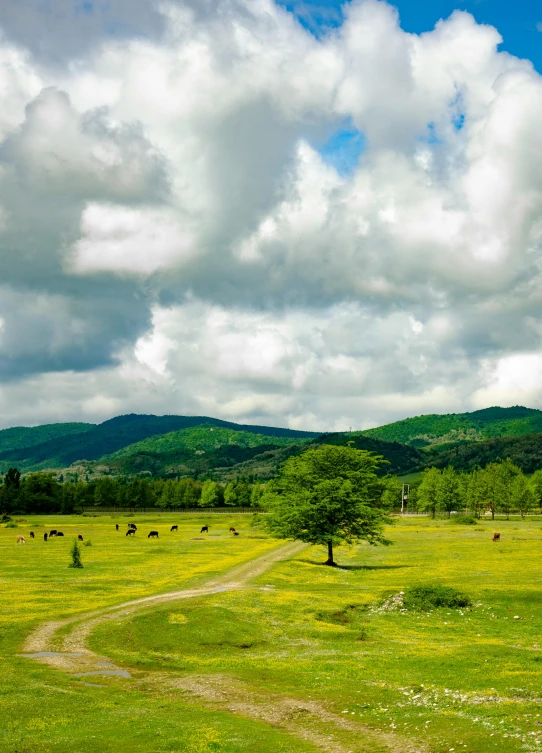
[2,515,542,751]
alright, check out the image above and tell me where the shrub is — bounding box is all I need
[5,522,18,528]
[402,585,471,611]
[450,514,477,525]
[68,539,83,569]
[84,539,92,546]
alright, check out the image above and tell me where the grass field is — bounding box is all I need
[1,514,542,752]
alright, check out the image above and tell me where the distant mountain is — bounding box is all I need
[360,406,542,448]
[0,423,94,455]
[0,414,319,472]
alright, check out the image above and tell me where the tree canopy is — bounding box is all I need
[263,444,392,566]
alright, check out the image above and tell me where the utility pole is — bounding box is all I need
[401,484,410,514]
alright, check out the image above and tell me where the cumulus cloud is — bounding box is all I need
[1,0,542,429]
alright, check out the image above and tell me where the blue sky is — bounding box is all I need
[279,0,542,73]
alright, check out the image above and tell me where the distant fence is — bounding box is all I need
[81,507,256,515]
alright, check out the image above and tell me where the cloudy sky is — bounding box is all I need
[0,0,542,432]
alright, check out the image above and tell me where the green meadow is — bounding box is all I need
[1,514,542,752]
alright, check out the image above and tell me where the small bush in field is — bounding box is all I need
[68,539,83,568]
[450,515,477,525]
[84,539,92,546]
[403,585,471,611]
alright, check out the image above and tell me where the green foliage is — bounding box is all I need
[264,444,392,565]
[4,521,18,528]
[200,479,220,507]
[416,467,441,518]
[402,585,471,611]
[68,539,83,569]
[311,433,422,475]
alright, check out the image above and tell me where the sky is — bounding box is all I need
[0,0,542,432]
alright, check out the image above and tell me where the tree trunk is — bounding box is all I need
[324,540,336,567]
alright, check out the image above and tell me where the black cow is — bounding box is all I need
[115,524,119,531]
[56,532,64,537]
[49,530,57,537]
[148,531,159,538]
[233,531,240,536]
[30,531,35,539]
[44,533,48,542]
[200,526,209,533]
[126,529,135,536]
[170,525,178,532]
[128,523,137,530]
[78,534,84,541]
[229,527,236,532]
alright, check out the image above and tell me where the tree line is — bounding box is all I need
[0,469,264,515]
[412,459,542,518]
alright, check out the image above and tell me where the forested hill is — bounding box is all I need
[360,406,542,448]
[0,414,319,472]
[420,432,542,474]
[312,433,423,475]
[0,423,94,454]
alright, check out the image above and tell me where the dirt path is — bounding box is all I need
[19,540,428,753]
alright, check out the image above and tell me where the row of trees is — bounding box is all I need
[415,460,542,518]
[0,470,264,515]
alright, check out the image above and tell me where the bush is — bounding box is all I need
[68,539,83,568]
[5,522,18,528]
[84,539,92,546]
[403,585,471,611]
[450,514,477,525]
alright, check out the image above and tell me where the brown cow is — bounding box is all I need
[16,535,25,544]
[493,532,500,542]
[229,527,236,532]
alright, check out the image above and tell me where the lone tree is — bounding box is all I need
[263,444,392,566]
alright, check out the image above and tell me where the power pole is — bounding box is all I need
[401,484,410,514]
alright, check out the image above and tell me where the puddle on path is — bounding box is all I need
[72,669,132,679]
[19,652,84,658]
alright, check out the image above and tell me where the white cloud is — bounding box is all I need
[1,1,542,429]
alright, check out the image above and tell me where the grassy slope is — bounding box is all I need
[94,517,542,753]
[0,414,319,472]
[361,405,542,447]
[0,423,94,454]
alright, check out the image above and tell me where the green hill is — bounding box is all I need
[0,423,94,455]
[420,432,542,474]
[360,406,542,448]
[0,414,318,472]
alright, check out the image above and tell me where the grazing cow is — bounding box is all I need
[16,536,25,544]
[56,532,64,537]
[170,525,178,532]
[44,533,48,542]
[126,529,135,536]
[49,530,57,537]
[200,526,209,533]
[148,531,159,538]
[229,527,236,532]
[233,531,240,536]
[115,524,119,531]
[30,531,35,539]
[493,532,500,542]
[128,523,137,530]
[78,534,84,542]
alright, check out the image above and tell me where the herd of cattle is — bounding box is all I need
[15,523,241,544]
